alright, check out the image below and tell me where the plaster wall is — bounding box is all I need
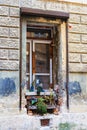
[0,0,87,114]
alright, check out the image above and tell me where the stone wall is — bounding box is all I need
[0,0,87,114]
[0,113,87,130]
[0,0,20,112]
[0,1,20,71]
[20,0,87,94]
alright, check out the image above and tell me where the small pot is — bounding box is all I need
[40,119,50,126]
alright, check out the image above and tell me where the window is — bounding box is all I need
[20,8,69,111]
[25,24,53,90]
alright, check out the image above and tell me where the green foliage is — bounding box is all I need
[59,122,76,130]
[59,123,71,130]
[36,97,47,115]
[37,86,42,95]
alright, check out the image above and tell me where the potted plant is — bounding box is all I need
[36,97,47,115]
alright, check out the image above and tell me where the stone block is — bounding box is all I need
[80,25,87,34]
[20,0,45,9]
[0,0,19,7]
[68,33,80,43]
[68,4,82,14]
[0,17,9,26]
[69,53,81,63]
[69,24,80,33]
[45,2,63,11]
[10,7,20,17]
[9,28,20,38]
[0,49,8,59]
[0,6,9,16]
[8,50,19,60]
[82,34,87,43]
[68,4,87,14]
[81,6,87,15]
[69,63,87,72]
[20,0,32,7]
[9,18,20,27]
[0,17,19,27]
[0,60,19,70]
[0,27,9,37]
[81,15,87,24]
[82,54,87,63]
[61,3,69,12]
[69,24,87,34]
[69,43,87,53]
[69,14,80,23]
[0,38,19,49]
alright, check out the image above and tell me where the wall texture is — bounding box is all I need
[20,0,87,97]
[0,0,87,114]
[0,0,20,114]
[0,1,20,85]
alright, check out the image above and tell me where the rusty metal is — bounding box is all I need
[20,7,69,20]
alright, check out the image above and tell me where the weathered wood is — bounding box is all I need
[20,7,69,20]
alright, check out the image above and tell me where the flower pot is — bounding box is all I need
[40,119,50,126]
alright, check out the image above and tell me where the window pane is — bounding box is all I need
[27,26,51,39]
[26,43,30,73]
[35,75,50,89]
[35,43,50,73]
[26,43,30,89]
[26,75,30,89]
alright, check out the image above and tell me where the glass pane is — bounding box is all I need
[35,43,50,73]
[26,43,30,89]
[26,43,30,73]
[27,27,51,39]
[35,75,50,89]
[26,75,30,89]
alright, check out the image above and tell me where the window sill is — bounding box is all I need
[25,91,53,96]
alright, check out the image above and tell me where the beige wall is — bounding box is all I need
[0,0,87,114]
[20,0,87,94]
[0,0,20,114]
[58,0,87,4]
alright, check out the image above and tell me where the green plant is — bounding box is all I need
[59,122,76,130]
[36,97,47,115]
[59,122,71,130]
[37,86,43,95]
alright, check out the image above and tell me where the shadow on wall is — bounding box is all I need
[65,81,81,95]
[0,78,16,96]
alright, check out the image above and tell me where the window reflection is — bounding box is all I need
[35,43,50,73]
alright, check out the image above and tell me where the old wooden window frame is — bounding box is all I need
[20,7,69,110]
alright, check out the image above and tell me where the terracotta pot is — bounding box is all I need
[40,119,50,126]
